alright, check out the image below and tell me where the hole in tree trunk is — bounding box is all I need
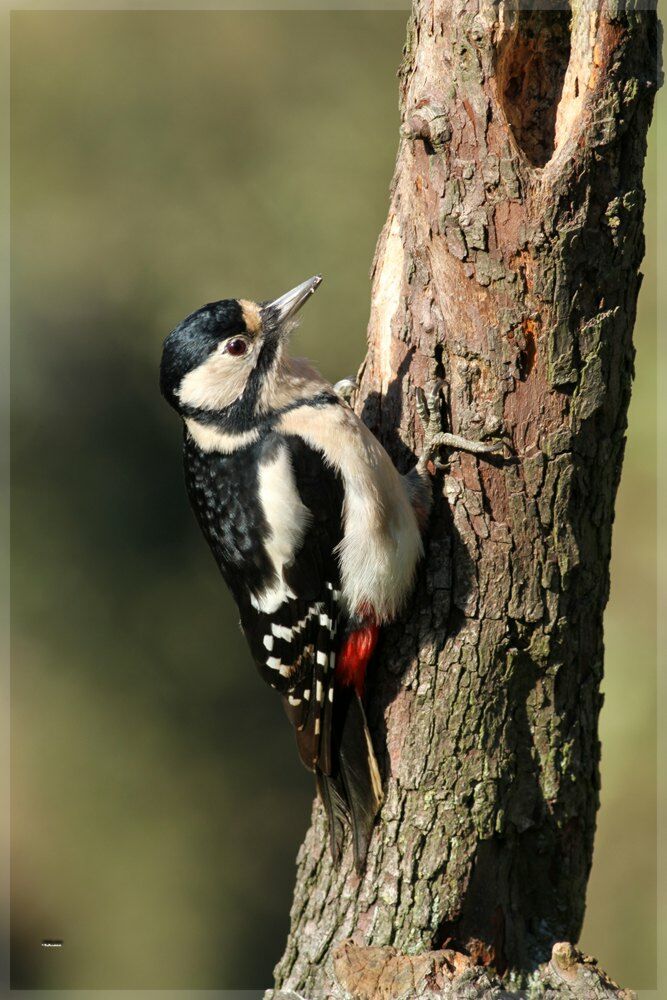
[495,3,572,168]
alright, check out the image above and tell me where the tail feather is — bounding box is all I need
[316,770,347,865]
[318,674,335,775]
[316,685,383,872]
[292,669,333,774]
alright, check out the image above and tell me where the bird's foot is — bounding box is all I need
[416,380,505,474]
[334,377,358,407]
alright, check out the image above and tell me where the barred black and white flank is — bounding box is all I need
[160,275,434,872]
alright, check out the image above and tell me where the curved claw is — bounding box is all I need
[415,386,430,426]
[425,379,444,413]
[416,380,444,431]
[334,377,358,406]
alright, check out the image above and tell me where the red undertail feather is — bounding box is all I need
[336,625,379,696]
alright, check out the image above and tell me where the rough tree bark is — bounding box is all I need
[269,2,658,997]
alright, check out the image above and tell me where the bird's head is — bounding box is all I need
[160,275,322,419]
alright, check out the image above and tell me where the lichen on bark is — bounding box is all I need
[269,2,659,997]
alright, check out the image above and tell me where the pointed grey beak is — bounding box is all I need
[263,275,322,325]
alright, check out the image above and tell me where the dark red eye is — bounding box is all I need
[226,337,248,357]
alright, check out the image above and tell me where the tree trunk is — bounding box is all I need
[270,2,658,996]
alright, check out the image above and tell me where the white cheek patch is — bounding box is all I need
[178,343,256,411]
[252,444,311,614]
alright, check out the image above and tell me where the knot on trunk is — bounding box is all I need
[548,942,636,999]
[400,100,451,151]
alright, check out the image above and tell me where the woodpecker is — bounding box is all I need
[160,275,500,871]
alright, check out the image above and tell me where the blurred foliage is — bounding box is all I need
[9,11,656,992]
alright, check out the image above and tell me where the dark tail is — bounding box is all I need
[316,685,383,873]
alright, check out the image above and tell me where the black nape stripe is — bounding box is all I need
[182,390,340,435]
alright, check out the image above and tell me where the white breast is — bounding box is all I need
[278,403,423,622]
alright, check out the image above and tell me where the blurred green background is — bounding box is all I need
[9,11,657,992]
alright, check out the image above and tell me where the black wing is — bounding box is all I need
[238,432,347,773]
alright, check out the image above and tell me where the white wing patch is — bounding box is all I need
[266,655,291,678]
[252,443,312,614]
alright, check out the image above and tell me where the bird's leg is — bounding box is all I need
[416,381,504,475]
[333,377,358,407]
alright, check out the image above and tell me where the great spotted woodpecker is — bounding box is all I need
[160,275,501,871]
